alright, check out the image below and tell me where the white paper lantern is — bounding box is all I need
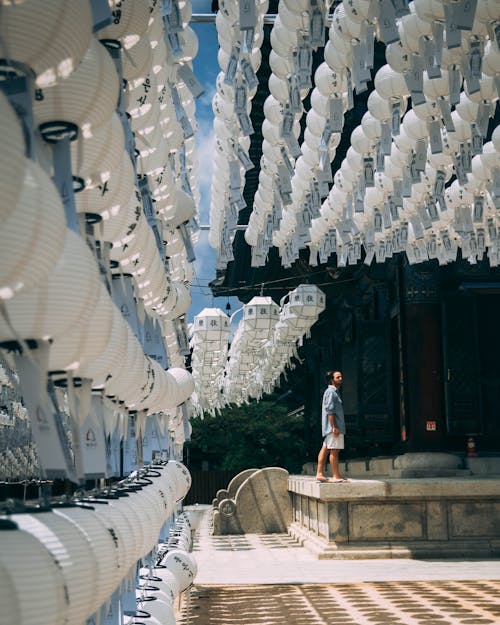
[0,523,67,625]
[0,0,92,88]
[0,159,66,300]
[0,230,100,344]
[0,92,27,222]
[33,36,119,137]
[12,512,98,624]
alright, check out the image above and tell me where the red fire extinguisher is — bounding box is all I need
[467,436,477,457]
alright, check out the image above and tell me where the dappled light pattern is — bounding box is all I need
[179,580,500,625]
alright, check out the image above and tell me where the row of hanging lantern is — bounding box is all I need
[137,512,199,625]
[0,0,202,485]
[280,0,500,268]
[0,461,195,625]
[190,285,325,412]
[190,309,231,415]
[245,0,333,268]
[210,0,500,271]
[208,0,269,267]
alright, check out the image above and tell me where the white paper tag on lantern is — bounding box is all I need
[177,64,205,99]
[224,47,240,86]
[415,139,427,171]
[365,25,375,68]
[471,123,483,155]
[418,205,433,229]
[123,415,138,475]
[376,144,385,172]
[364,157,375,187]
[376,0,399,44]
[469,40,482,78]
[402,167,412,197]
[79,395,107,479]
[429,120,443,154]
[410,215,425,239]
[432,21,443,66]
[439,99,455,132]
[427,200,439,222]
[460,141,472,173]
[382,202,392,229]
[461,57,479,95]
[477,228,485,254]
[106,424,121,477]
[444,5,462,48]
[476,103,491,138]
[447,67,461,106]
[240,57,258,92]
[289,75,302,114]
[452,153,468,185]
[295,39,313,89]
[388,198,399,221]
[239,0,256,30]
[330,98,344,133]
[434,170,446,198]
[285,133,302,159]
[391,101,401,135]
[379,122,392,155]
[473,196,484,223]
[310,4,325,49]
[236,144,254,171]
[346,69,354,110]
[423,38,441,79]
[393,181,403,207]
[352,42,369,93]
[450,0,477,31]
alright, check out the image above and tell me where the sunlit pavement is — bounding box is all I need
[177,512,500,624]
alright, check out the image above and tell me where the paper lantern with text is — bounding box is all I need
[0,0,92,88]
[12,512,98,624]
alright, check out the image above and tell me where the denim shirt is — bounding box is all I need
[321,385,346,436]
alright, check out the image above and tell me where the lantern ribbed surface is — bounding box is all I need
[121,35,152,83]
[0,92,26,222]
[33,36,119,134]
[78,301,129,387]
[48,281,115,372]
[0,230,100,343]
[165,368,195,407]
[0,525,68,625]
[96,188,139,244]
[70,112,125,188]
[0,0,92,88]
[76,149,135,220]
[12,512,98,625]
[0,159,65,300]
[53,506,121,608]
[92,500,138,579]
[98,0,151,49]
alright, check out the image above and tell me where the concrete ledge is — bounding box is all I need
[288,475,500,559]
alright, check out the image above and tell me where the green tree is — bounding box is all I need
[188,397,305,474]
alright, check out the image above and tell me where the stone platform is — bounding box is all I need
[288,475,500,559]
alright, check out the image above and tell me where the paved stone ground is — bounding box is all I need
[180,581,500,625]
[176,512,500,625]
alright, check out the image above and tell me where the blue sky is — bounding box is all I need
[188,0,242,321]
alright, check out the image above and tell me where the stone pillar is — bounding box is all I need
[402,263,446,451]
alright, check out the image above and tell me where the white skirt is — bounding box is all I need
[324,433,345,450]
